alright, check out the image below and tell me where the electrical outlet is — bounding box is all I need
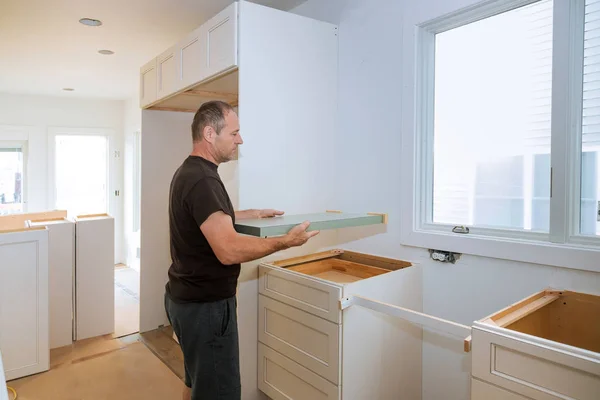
[597,201,600,222]
[428,249,460,264]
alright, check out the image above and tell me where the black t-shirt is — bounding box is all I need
[165,156,240,303]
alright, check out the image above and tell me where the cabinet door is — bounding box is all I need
[205,2,238,79]
[258,295,341,384]
[258,343,340,400]
[140,58,157,108]
[0,229,49,380]
[156,46,179,100]
[178,26,207,90]
[472,326,600,400]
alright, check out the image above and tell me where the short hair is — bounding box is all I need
[191,100,234,142]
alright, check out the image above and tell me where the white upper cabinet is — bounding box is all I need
[177,25,207,90]
[205,2,238,79]
[156,46,178,100]
[139,58,157,107]
[140,2,238,108]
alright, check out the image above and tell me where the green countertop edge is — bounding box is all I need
[234,214,384,237]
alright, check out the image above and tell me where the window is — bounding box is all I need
[432,0,553,232]
[0,143,26,215]
[55,135,108,217]
[402,0,600,271]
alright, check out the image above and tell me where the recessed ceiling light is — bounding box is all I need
[98,49,114,55]
[62,88,74,91]
[79,18,102,27]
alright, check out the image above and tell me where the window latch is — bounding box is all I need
[452,225,469,234]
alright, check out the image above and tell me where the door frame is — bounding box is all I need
[47,127,116,217]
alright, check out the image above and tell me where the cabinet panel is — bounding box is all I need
[471,378,528,400]
[258,343,340,400]
[140,59,157,108]
[205,2,238,79]
[178,26,207,89]
[75,215,114,340]
[258,295,340,384]
[0,229,49,380]
[472,327,600,400]
[259,264,341,324]
[156,47,178,100]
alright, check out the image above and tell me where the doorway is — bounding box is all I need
[54,135,108,216]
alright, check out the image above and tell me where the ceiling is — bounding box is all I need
[0,0,306,100]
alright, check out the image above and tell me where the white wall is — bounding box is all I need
[291,1,600,399]
[123,96,142,270]
[0,93,126,264]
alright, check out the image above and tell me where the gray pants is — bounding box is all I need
[165,293,241,400]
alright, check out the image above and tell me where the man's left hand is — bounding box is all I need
[258,209,284,218]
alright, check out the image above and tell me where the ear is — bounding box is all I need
[203,126,215,143]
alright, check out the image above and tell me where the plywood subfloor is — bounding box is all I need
[8,337,184,400]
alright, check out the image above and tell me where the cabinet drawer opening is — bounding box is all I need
[484,290,600,353]
[272,249,412,285]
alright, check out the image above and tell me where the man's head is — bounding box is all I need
[191,100,242,164]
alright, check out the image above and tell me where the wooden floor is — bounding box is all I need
[7,328,185,400]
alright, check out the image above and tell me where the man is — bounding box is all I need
[164,100,319,400]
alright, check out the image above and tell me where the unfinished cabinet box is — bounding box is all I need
[258,249,428,400]
[471,289,600,400]
[0,227,49,380]
[74,214,115,340]
[28,218,75,349]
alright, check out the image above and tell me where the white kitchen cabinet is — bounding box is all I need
[74,214,114,340]
[258,249,432,400]
[140,2,238,109]
[0,227,49,380]
[204,2,238,80]
[28,218,75,349]
[471,289,600,400]
[139,58,157,108]
[156,46,179,101]
[177,25,207,91]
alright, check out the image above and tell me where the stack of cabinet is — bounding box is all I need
[140,3,238,109]
[0,211,115,381]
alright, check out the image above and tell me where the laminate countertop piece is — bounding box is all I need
[234,212,385,237]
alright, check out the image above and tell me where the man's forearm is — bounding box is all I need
[222,233,289,265]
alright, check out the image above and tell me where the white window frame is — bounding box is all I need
[400,0,600,273]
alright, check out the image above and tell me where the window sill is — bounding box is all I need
[400,227,600,273]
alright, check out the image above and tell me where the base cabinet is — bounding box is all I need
[257,249,417,400]
[471,290,600,400]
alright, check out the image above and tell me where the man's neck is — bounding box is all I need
[190,145,219,166]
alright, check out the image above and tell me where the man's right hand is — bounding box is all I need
[284,221,320,248]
